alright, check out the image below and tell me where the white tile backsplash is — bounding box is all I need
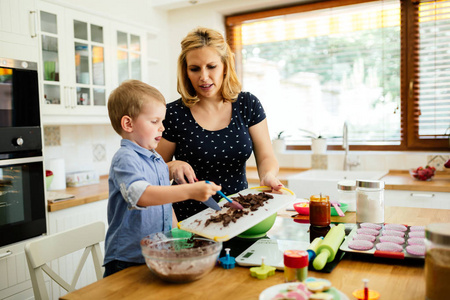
[44,125,120,176]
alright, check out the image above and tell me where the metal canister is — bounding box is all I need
[425,223,450,300]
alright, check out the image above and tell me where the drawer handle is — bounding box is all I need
[0,250,12,259]
[410,193,435,198]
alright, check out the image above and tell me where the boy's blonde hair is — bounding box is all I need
[108,80,166,135]
[177,27,242,107]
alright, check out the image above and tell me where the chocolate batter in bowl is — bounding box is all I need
[140,230,222,283]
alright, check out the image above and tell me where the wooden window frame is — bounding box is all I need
[226,0,450,151]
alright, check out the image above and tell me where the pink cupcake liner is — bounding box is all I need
[376,242,403,252]
[408,237,425,245]
[409,226,425,232]
[408,231,425,238]
[382,230,405,237]
[406,245,425,256]
[356,228,379,236]
[379,235,405,244]
[384,224,407,232]
[360,223,382,230]
[353,234,376,242]
[348,240,374,251]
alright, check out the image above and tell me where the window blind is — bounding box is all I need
[413,0,450,142]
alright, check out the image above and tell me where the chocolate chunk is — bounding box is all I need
[204,192,273,227]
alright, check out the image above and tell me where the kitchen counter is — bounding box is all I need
[60,206,450,300]
[382,169,450,193]
[48,169,450,212]
[246,166,309,185]
[47,175,109,212]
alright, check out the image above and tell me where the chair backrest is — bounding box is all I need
[25,221,105,300]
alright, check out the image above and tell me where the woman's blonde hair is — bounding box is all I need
[108,79,166,135]
[177,27,241,107]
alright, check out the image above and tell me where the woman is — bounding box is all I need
[156,27,282,220]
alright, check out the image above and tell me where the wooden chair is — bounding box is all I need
[25,221,105,300]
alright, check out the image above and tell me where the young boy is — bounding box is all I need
[103,80,220,277]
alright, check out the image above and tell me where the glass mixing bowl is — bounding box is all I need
[140,230,222,283]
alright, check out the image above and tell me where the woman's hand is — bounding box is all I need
[168,160,197,184]
[260,172,284,192]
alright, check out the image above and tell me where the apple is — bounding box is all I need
[46,170,53,177]
[445,159,450,168]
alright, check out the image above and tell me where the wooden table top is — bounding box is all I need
[60,206,450,300]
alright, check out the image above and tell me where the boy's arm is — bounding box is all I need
[136,181,220,207]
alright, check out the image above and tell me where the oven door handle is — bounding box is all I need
[0,250,12,259]
[0,156,44,166]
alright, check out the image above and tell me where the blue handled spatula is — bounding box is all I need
[206,181,244,210]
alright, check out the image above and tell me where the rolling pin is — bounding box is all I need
[307,237,323,262]
[312,224,346,270]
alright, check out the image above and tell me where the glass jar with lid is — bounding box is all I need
[356,180,385,224]
[425,223,450,300]
[309,194,330,227]
[337,180,356,212]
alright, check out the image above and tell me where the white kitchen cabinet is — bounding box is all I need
[37,1,155,125]
[38,1,111,124]
[110,22,147,87]
[0,0,39,61]
[0,238,40,300]
[385,190,450,209]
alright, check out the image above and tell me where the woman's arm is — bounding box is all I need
[172,208,178,228]
[156,137,176,163]
[156,138,197,183]
[249,119,283,190]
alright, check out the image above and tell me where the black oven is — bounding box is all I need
[0,58,46,247]
[0,157,46,247]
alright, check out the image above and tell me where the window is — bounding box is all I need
[226,0,450,151]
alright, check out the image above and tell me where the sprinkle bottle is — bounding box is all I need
[283,250,308,282]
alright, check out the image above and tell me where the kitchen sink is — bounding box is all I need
[287,170,389,200]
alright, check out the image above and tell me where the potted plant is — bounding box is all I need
[298,129,328,154]
[272,131,287,153]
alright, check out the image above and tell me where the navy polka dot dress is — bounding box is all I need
[163,92,266,220]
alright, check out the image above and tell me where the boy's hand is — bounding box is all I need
[190,181,221,202]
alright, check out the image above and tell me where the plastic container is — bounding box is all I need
[309,194,330,227]
[337,180,356,212]
[283,250,308,282]
[356,180,385,224]
[425,223,450,300]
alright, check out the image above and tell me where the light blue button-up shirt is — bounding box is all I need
[104,139,172,265]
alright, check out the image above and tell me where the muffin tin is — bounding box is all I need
[340,223,425,260]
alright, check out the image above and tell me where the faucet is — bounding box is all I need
[343,121,359,170]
